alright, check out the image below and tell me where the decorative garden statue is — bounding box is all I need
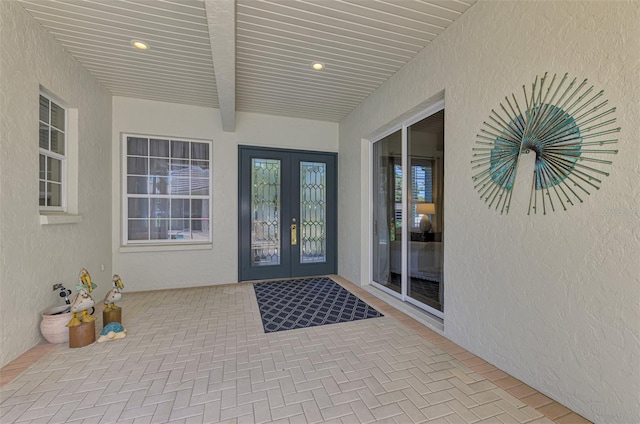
[66,268,96,327]
[103,274,124,311]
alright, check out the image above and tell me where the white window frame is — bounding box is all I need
[39,92,67,212]
[122,133,213,246]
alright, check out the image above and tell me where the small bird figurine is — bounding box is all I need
[103,274,124,311]
[76,268,96,293]
[66,288,95,327]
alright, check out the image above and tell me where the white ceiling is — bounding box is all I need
[18,0,475,129]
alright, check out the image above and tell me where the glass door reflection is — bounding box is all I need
[371,108,445,318]
[372,130,402,295]
[407,110,444,313]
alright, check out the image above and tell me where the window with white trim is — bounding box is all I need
[123,134,211,244]
[39,93,66,210]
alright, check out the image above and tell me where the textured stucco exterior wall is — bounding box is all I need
[338,1,639,422]
[112,97,337,291]
[0,2,113,366]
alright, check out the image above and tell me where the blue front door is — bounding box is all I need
[238,146,337,281]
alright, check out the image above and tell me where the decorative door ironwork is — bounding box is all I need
[300,161,327,264]
[251,158,281,267]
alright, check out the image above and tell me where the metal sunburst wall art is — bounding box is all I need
[472,72,620,215]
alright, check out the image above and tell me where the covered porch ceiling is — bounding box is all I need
[18,0,476,131]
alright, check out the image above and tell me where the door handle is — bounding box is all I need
[291,224,297,245]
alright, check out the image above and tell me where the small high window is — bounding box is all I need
[123,134,212,244]
[39,93,66,210]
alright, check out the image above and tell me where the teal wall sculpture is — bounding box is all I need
[472,72,620,214]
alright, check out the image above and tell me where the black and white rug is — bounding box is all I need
[253,277,383,333]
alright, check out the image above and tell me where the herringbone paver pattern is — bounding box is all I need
[0,279,581,423]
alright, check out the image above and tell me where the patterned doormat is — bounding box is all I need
[253,277,383,333]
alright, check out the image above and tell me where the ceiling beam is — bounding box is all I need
[204,0,236,132]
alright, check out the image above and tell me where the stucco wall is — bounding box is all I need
[338,1,639,422]
[0,1,113,366]
[112,97,338,290]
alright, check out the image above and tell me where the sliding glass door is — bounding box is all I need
[407,110,444,313]
[372,130,402,294]
[371,105,445,318]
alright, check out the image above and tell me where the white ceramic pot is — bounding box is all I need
[40,305,71,344]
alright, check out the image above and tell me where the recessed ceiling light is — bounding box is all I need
[311,62,325,71]
[131,40,149,51]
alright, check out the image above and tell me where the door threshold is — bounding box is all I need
[363,283,444,334]
[242,274,333,284]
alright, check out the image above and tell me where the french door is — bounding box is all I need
[238,146,337,281]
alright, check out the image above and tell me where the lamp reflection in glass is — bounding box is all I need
[417,203,436,233]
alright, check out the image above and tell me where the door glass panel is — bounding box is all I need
[251,158,281,267]
[372,130,402,294]
[300,161,326,263]
[407,110,445,312]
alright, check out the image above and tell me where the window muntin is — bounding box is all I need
[39,94,66,210]
[123,135,211,244]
